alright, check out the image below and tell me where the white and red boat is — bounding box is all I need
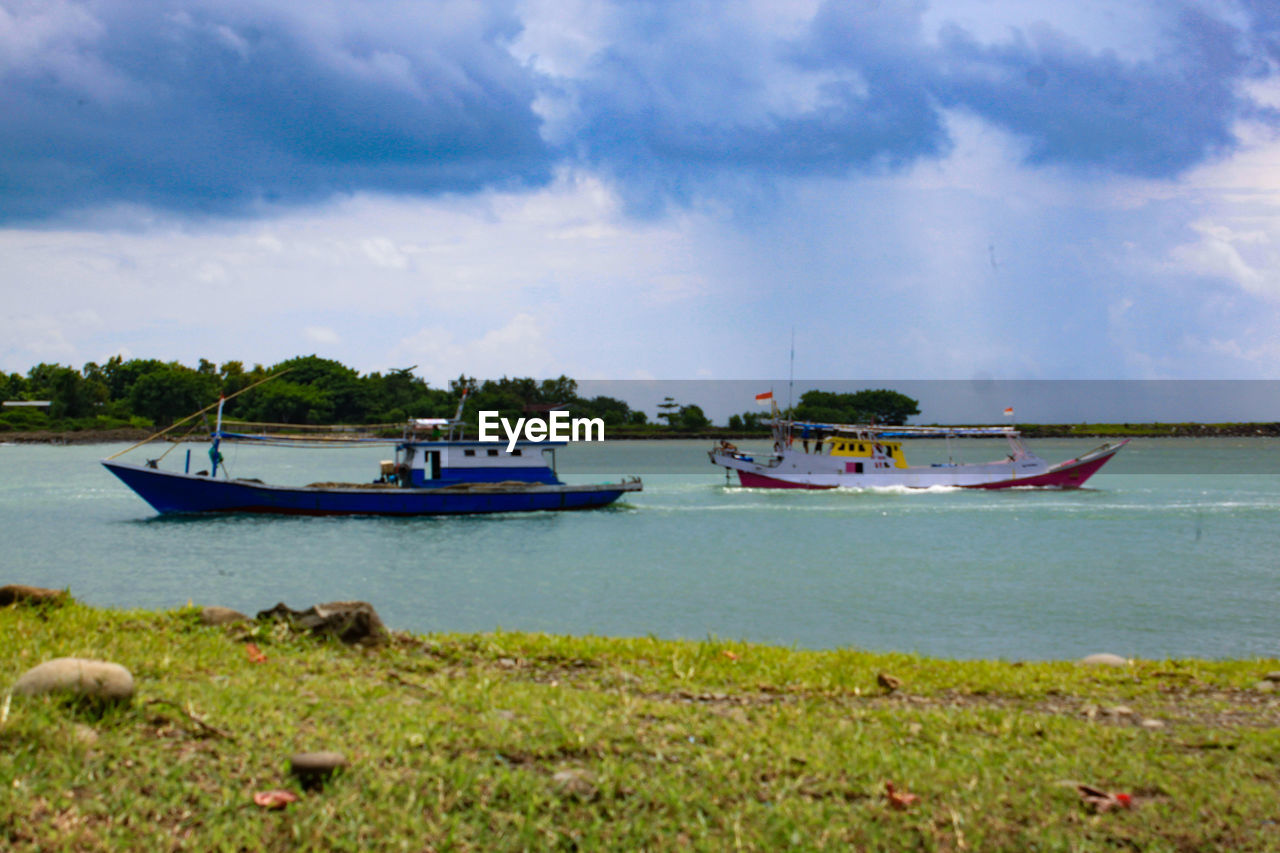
[710,418,1127,490]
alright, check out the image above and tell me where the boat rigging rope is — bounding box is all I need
[104,369,292,461]
[149,419,205,464]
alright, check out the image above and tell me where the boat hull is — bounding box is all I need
[103,461,641,516]
[716,440,1127,490]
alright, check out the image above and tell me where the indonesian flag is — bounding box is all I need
[755,391,774,406]
[1003,407,1014,417]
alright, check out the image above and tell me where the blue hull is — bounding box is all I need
[103,461,640,516]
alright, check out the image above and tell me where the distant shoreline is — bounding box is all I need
[3,422,1279,444]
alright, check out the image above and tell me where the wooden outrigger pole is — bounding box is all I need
[103,369,291,462]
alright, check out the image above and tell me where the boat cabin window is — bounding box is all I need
[464,449,475,457]
[512,449,522,456]
[487,448,499,457]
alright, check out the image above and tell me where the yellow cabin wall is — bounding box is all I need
[825,439,909,468]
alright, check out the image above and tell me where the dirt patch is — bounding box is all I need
[1,428,152,445]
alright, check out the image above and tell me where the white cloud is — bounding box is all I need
[392,313,553,385]
[360,237,410,270]
[305,326,341,345]
[1169,220,1272,295]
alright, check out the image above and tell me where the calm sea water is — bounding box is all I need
[3,437,1277,661]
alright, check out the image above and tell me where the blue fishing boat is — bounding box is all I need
[102,394,640,517]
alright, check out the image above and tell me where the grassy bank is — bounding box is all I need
[3,599,1279,851]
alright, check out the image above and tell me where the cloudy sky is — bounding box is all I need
[3,0,1280,395]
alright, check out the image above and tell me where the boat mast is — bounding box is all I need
[210,395,226,477]
[450,387,470,440]
[786,328,795,449]
[787,327,795,417]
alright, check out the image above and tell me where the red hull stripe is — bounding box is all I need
[962,450,1118,489]
[737,470,836,489]
[735,449,1120,490]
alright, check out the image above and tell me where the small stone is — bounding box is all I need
[877,672,903,691]
[1140,718,1166,729]
[258,601,388,646]
[1080,653,1129,667]
[552,768,597,799]
[1109,705,1135,717]
[0,585,69,607]
[289,751,348,790]
[12,658,133,704]
[200,606,249,626]
[1253,680,1276,693]
[73,724,99,745]
[1263,671,1280,683]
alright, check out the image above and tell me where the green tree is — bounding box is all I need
[101,356,167,402]
[794,389,920,426]
[0,372,25,401]
[128,364,219,425]
[23,364,101,419]
[573,395,634,426]
[656,396,680,426]
[728,411,767,431]
[242,381,334,424]
[219,361,249,396]
[539,375,578,403]
[675,404,710,430]
[262,356,369,422]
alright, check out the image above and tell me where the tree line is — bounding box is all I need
[0,355,921,433]
[0,356,653,432]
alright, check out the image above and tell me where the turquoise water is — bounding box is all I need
[3,437,1277,660]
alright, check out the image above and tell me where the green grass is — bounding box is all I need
[3,601,1279,851]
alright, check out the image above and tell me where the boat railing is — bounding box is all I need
[773,419,1020,439]
[215,420,402,448]
[404,417,466,442]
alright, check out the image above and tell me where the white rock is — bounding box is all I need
[1080,653,1129,667]
[12,658,134,703]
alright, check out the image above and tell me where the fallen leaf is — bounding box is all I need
[722,650,739,661]
[252,789,298,809]
[245,643,267,664]
[885,781,919,810]
[1076,783,1134,813]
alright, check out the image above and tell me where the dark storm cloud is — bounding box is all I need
[0,0,1276,222]
[568,0,1267,194]
[0,0,553,221]
[931,9,1250,176]
[567,0,952,209]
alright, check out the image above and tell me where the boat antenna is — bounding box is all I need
[787,327,795,417]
